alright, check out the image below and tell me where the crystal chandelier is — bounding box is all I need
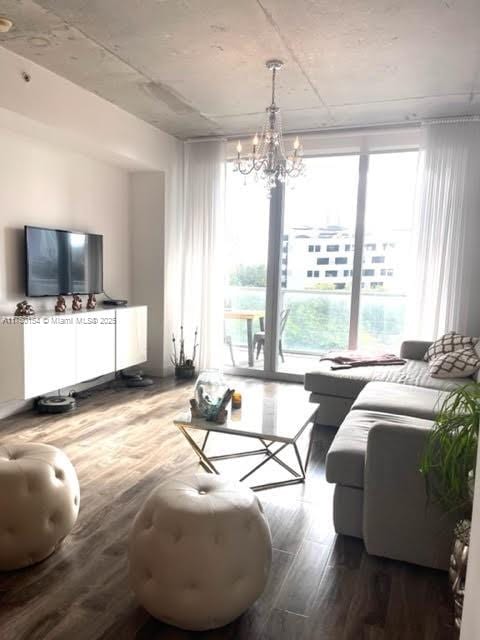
[233,59,304,196]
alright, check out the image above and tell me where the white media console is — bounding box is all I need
[0,305,147,402]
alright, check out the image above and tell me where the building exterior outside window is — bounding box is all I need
[282,225,404,291]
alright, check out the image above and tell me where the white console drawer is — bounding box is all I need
[24,320,76,398]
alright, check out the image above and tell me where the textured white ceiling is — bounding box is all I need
[0,0,479,139]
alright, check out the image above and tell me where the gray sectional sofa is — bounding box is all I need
[305,340,463,426]
[305,340,468,570]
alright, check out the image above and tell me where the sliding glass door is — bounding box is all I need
[278,155,360,373]
[224,147,418,378]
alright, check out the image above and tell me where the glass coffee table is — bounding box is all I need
[174,385,317,491]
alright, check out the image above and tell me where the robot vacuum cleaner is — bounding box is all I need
[36,396,76,414]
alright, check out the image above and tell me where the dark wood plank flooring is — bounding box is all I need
[0,377,455,640]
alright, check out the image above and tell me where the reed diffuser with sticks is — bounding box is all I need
[171,326,198,379]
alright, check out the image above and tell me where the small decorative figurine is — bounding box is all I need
[55,296,67,313]
[87,293,96,310]
[72,294,82,312]
[213,388,235,424]
[14,300,35,317]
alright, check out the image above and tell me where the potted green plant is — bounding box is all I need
[421,382,479,631]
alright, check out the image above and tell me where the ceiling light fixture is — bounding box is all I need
[234,59,304,196]
[0,17,13,33]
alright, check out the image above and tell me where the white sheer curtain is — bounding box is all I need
[408,119,480,339]
[180,140,226,369]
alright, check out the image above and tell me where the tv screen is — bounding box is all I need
[25,226,103,297]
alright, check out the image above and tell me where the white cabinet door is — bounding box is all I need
[75,310,116,382]
[0,322,30,402]
[116,306,147,370]
[23,318,77,398]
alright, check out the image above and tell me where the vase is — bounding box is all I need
[193,369,228,419]
[449,519,470,631]
[175,365,196,380]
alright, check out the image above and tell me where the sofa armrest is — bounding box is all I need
[399,340,432,360]
[364,420,457,570]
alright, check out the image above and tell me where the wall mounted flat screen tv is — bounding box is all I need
[25,226,103,297]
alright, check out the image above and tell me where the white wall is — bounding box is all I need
[0,126,130,314]
[130,172,165,376]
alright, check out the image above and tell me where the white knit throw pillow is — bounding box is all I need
[429,348,480,379]
[424,332,478,362]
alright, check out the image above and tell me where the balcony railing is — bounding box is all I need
[225,285,407,355]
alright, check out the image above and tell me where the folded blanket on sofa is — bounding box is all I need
[320,351,406,370]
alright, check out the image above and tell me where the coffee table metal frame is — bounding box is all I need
[174,411,316,492]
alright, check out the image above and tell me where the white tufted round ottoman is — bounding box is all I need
[128,474,272,631]
[0,443,80,571]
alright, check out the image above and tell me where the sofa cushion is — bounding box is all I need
[325,410,434,489]
[352,382,449,420]
[304,358,463,400]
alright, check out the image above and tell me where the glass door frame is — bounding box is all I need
[224,146,419,382]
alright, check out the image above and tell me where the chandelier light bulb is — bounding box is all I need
[293,136,300,150]
[236,141,242,154]
[253,134,259,146]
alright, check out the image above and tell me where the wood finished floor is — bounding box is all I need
[0,377,455,640]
